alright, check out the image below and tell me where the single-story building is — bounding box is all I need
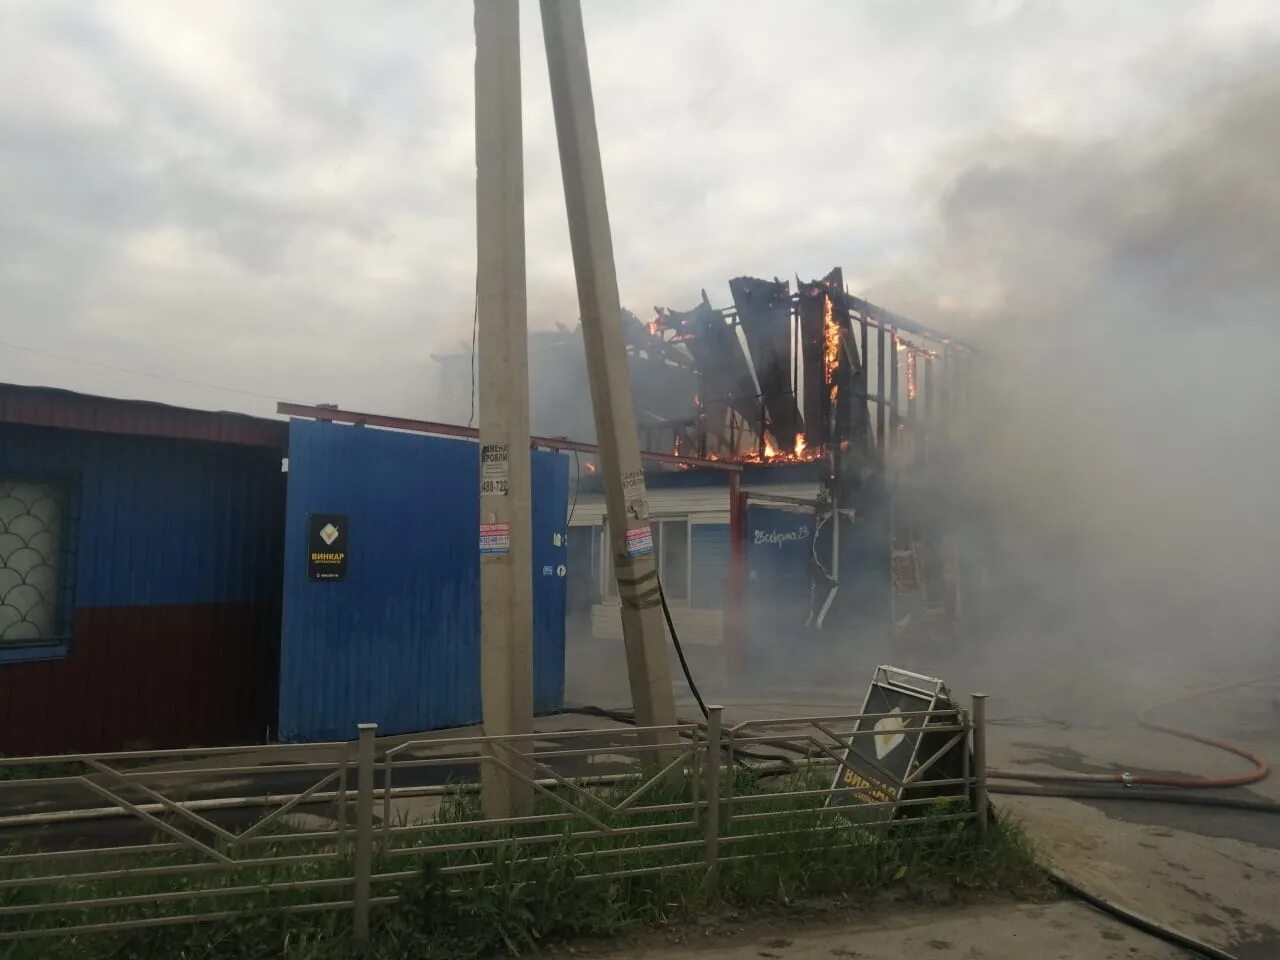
[0,384,568,755]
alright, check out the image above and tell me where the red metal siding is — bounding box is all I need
[0,603,279,755]
[0,384,286,448]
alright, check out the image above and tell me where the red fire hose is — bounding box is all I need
[990,675,1274,789]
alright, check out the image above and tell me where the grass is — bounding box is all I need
[0,763,1047,960]
[0,757,86,781]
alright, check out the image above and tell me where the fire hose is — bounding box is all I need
[987,675,1273,790]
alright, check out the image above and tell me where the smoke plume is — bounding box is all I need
[880,52,1280,675]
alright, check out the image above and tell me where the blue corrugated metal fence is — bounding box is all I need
[277,420,567,741]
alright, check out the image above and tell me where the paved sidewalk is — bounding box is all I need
[560,901,1186,959]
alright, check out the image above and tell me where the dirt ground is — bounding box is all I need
[555,900,1189,960]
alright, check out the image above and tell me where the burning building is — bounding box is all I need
[559,269,975,676]
[432,268,974,675]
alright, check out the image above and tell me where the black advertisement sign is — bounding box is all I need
[828,667,964,824]
[307,514,348,582]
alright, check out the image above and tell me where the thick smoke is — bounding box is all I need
[881,55,1280,677]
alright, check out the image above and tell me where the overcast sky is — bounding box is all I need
[1,0,1274,420]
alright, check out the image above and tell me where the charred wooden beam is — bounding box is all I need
[652,292,756,451]
[729,276,801,451]
[796,276,832,448]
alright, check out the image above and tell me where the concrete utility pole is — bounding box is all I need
[475,0,534,818]
[540,0,678,738]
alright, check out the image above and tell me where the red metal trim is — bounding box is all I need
[0,603,278,754]
[0,384,287,448]
[276,402,743,472]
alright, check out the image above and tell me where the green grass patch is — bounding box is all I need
[0,757,86,781]
[0,764,1046,959]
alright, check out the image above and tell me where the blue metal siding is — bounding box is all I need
[277,420,567,741]
[0,424,284,607]
[690,524,729,609]
[0,422,285,753]
[745,506,815,667]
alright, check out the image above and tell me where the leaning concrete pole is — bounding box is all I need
[475,0,534,818]
[540,0,678,738]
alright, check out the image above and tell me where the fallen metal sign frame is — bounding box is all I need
[826,665,969,823]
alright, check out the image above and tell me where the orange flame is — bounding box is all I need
[585,462,598,474]
[822,296,840,386]
[738,433,822,464]
[906,351,918,401]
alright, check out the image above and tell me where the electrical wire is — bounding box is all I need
[658,575,709,720]
[566,449,581,528]
[0,338,282,402]
[558,706,794,770]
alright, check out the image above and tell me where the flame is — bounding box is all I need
[737,433,821,464]
[584,462,598,474]
[906,351,918,401]
[822,296,840,386]
[647,319,660,337]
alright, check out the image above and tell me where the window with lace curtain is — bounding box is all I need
[0,479,70,648]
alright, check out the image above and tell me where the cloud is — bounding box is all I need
[0,0,1275,422]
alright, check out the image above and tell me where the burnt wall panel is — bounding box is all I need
[728,277,800,450]
[656,297,756,451]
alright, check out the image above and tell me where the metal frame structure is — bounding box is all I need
[0,701,987,947]
[822,666,968,822]
[647,287,974,466]
[276,401,742,474]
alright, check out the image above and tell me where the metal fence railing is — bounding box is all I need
[0,700,987,948]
